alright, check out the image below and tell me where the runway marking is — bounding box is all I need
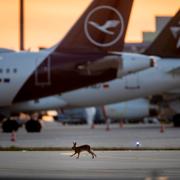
[60,152,72,155]
[60,152,91,155]
[60,152,94,157]
[145,176,168,180]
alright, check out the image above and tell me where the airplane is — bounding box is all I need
[1,9,180,132]
[99,9,180,127]
[0,0,160,132]
[144,9,180,126]
[1,0,153,108]
[102,9,180,127]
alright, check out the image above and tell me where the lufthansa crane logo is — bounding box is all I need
[84,6,124,47]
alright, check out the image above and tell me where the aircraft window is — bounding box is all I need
[4,78,10,83]
[13,68,17,73]
[6,69,10,73]
[0,69,2,73]
[0,79,2,82]
[34,99,39,103]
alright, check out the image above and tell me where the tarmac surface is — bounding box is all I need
[0,122,180,148]
[0,151,180,179]
[0,122,180,179]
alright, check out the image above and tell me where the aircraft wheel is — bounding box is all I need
[25,119,42,132]
[173,114,180,127]
[2,119,19,133]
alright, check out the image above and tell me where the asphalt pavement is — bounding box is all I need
[0,122,180,179]
[0,151,180,179]
[0,122,180,148]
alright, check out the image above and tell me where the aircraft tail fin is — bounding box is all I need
[144,9,180,58]
[54,0,133,53]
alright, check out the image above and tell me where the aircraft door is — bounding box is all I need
[125,73,140,89]
[35,56,51,86]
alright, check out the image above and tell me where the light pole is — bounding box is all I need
[20,0,24,50]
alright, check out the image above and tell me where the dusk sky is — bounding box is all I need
[0,0,179,51]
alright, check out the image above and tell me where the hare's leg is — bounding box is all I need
[91,150,96,158]
[70,152,76,157]
[93,151,96,157]
[89,150,96,158]
[76,152,80,159]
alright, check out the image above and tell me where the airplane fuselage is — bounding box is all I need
[0,51,119,106]
[0,51,153,107]
[7,58,180,112]
[60,59,180,107]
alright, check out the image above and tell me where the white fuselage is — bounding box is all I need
[63,59,180,107]
[7,58,180,113]
[0,51,153,108]
[0,51,48,107]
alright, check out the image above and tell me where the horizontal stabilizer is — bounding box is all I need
[76,55,121,75]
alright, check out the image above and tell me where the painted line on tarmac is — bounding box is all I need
[60,152,72,156]
[145,176,168,180]
[60,152,92,157]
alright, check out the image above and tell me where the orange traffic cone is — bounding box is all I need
[106,124,110,131]
[106,118,110,131]
[119,119,124,128]
[91,123,95,129]
[160,123,165,133]
[11,131,16,142]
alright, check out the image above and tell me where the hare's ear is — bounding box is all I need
[73,142,76,145]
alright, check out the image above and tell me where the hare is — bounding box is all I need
[70,142,96,159]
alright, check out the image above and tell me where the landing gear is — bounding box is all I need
[2,119,19,133]
[172,114,180,127]
[25,119,42,132]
